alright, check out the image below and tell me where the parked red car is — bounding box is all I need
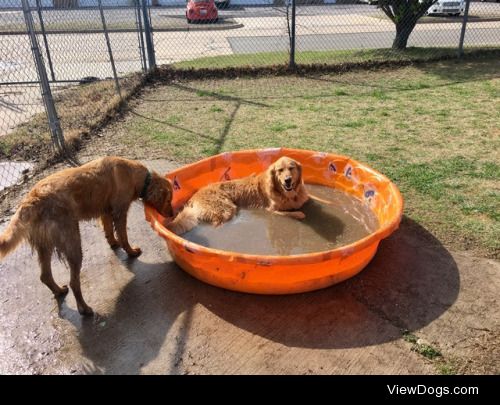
[186,0,219,24]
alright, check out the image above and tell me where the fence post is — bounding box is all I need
[35,0,56,82]
[458,0,471,58]
[141,0,156,71]
[289,0,296,69]
[134,0,148,73]
[21,0,78,166]
[97,0,122,98]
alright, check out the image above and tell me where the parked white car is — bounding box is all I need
[358,0,465,14]
[426,0,466,16]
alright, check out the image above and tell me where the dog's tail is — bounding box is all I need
[0,208,28,259]
[167,206,199,235]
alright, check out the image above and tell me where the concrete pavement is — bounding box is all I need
[0,159,498,374]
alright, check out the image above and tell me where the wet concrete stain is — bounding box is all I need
[183,185,379,255]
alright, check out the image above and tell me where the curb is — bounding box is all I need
[0,21,244,35]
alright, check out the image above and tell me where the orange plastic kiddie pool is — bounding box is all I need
[145,148,403,294]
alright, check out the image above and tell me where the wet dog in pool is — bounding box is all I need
[167,156,309,235]
[0,157,174,315]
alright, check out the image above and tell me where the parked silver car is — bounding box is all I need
[426,0,465,16]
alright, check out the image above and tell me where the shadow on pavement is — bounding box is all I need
[66,213,459,373]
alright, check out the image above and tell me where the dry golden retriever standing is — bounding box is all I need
[167,156,309,235]
[0,157,173,315]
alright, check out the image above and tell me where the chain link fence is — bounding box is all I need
[1,0,499,199]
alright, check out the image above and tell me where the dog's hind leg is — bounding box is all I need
[37,246,69,297]
[203,200,237,226]
[68,250,92,316]
[101,213,119,249]
[113,207,141,257]
[60,224,93,316]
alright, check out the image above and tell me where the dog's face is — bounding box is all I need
[270,156,303,193]
[147,173,174,218]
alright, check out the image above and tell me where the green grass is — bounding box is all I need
[403,331,442,361]
[403,332,419,344]
[269,122,298,132]
[0,21,139,33]
[5,56,498,257]
[0,17,238,33]
[413,344,442,360]
[209,105,224,113]
[100,57,499,257]
[172,47,500,70]
[436,362,457,375]
[0,74,142,162]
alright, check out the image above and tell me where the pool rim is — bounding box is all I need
[145,148,404,265]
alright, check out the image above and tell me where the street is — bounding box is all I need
[2,4,500,82]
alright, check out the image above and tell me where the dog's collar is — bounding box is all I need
[140,171,152,200]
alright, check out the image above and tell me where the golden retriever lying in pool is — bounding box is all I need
[167,156,309,235]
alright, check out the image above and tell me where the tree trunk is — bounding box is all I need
[392,19,417,50]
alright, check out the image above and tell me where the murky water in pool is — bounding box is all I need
[183,184,379,255]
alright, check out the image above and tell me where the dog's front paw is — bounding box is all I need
[293,211,306,220]
[78,304,94,316]
[127,247,142,258]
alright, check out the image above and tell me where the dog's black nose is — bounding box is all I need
[285,177,292,185]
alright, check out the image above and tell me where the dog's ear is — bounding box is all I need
[266,162,275,180]
[267,163,280,193]
[165,177,173,199]
[295,161,303,187]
